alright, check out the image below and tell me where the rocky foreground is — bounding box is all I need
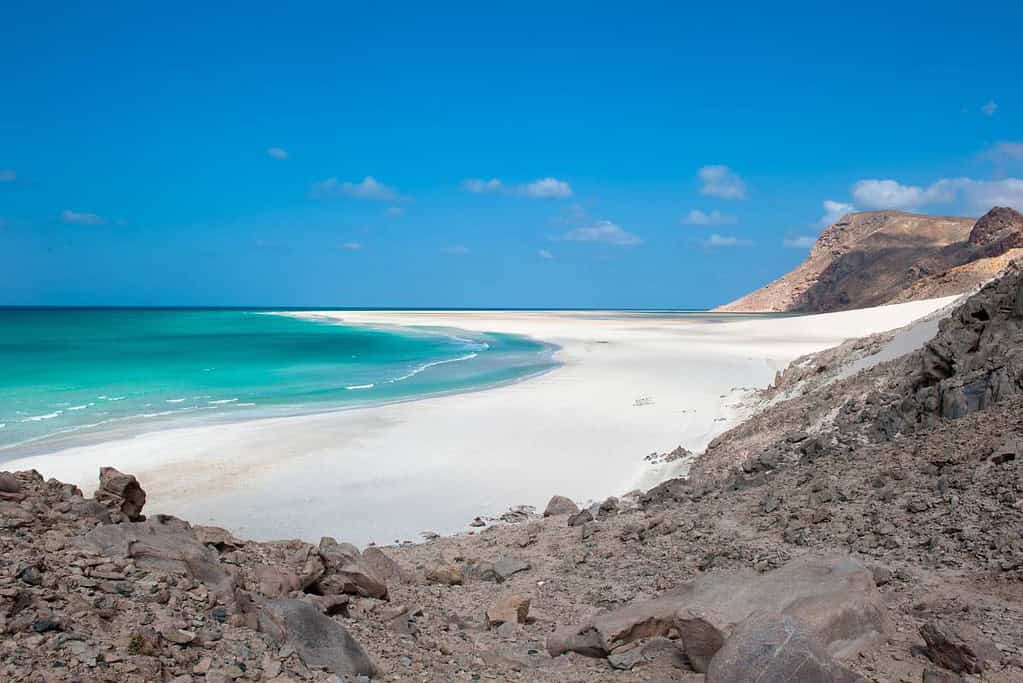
[3,267,1023,682]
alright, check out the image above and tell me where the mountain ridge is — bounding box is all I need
[716,206,1023,313]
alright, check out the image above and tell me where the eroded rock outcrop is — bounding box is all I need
[94,466,147,522]
[547,554,888,665]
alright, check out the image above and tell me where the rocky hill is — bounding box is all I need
[716,206,1023,313]
[2,266,1023,682]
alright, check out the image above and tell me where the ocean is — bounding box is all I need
[0,308,557,456]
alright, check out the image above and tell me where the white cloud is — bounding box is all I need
[462,178,504,194]
[0,170,15,182]
[852,177,1023,212]
[698,165,747,200]
[462,176,573,199]
[538,249,554,259]
[440,244,470,255]
[563,220,642,246]
[385,206,404,216]
[851,179,944,210]
[819,199,855,226]
[341,241,362,251]
[61,209,105,226]
[784,235,817,249]
[521,177,573,198]
[703,233,753,247]
[266,147,288,160]
[311,176,399,200]
[981,100,998,116]
[956,178,1023,211]
[681,209,736,226]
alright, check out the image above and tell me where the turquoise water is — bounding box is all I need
[0,309,557,454]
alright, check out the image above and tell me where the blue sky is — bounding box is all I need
[2,2,1021,308]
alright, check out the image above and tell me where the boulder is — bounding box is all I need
[706,613,866,682]
[0,472,25,501]
[320,560,388,600]
[920,620,1001,674]
[494,557,531,581]
[78,514,234,598]
[674,554,888,670]
[362,547,408,585]
[426,560,463,586]
[0,472,21,493]
[567,509,593,527]
[548,591,680,657]
[258,599,376,677]
[93,467,146,521]
[318,536,360,568]
[486,594,530,626]
[548,554,888,663]
[543,495,579,517]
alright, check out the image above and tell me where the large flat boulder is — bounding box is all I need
[675,554,889,670]
[258,599,376,677]
[706,612,866,682]
[78,514,234,597]
[547,554,888,666]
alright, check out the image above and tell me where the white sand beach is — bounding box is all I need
[7,297,957,545]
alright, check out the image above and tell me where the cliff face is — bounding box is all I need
[716,207,1023,313]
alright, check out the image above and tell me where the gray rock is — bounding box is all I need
[318,536,361,568]
[361,547,408,585]
[259,599,376,677]
[548,554,888,663]
[494,557,531,581]
[543,495,579,517]
[0,472,22,494]
[920,620,1001,674]
[79,514,234,598]
[567,509,593,527]
[706,612,866,682]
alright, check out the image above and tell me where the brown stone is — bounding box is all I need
[920,620,1001,674]
[426,560,463,586]
[543,495,579,517]
[94,467,147,521]
[486,594,530,626]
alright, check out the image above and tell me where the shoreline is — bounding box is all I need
[0,342,562,461]
[4,297,958,545]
